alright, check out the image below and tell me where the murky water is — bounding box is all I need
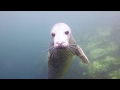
[0,11,120,79]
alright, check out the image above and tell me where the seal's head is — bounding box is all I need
[50,23,71,49]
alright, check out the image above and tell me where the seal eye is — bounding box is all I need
[65,31,69,35]
[51,33,55,37]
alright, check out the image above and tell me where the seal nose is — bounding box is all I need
[57,42,63,46]
[55,41,65,48]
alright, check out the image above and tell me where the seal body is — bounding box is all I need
[47,23,89,79]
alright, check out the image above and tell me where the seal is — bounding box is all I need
[47,23,89,79]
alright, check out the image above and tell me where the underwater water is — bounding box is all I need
[0,11,120,79]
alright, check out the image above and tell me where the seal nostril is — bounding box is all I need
[58,43,63,46]
[56,42,65,49]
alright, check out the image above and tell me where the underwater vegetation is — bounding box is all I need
[63,26,120,79]
[81,26,120,79]
[65,26,120,79]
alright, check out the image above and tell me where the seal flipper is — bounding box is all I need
[75,45,89,64]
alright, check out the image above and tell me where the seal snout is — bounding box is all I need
[54,41,67,49]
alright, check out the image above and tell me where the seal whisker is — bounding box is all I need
[42,46,54,52]
[69,46,78,53]
[51,51,54,59]
[43,47,54,59]
[49,47,55,58]
[69,46,80,55]
[69,45,76,49]
[54,49,58,58]
[52,49,55,58]
[67,47,74,55]
[49,47,54,58]
[68,47,75,55]
[49,46,54,50]
[53,48,56,58]
[69,45,80,50]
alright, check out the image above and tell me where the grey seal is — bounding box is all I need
[47,23,89,79]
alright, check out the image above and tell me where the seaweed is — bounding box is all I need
[78,26,120,79]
